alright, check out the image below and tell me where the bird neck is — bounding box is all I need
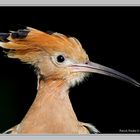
[37,79,69,99]
[19,79,81,133]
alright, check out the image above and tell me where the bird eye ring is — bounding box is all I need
[56,55,65,63]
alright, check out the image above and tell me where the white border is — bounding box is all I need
[0,0,140,5]
[0,135,140,140]
[0,3,140,140]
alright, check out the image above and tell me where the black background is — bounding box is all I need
[0,7,140,133]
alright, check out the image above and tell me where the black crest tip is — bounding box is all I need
[0,33,10,42]
[11,29,30,39]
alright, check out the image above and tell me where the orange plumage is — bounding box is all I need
[0,27,88,65]
[0,27,96,134]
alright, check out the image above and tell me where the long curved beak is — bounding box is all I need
[70,61,140,87]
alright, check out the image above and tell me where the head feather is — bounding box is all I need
[0,27,88,65]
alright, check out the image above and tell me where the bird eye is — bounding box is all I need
[56,55,65,63]
[51,54,72,66]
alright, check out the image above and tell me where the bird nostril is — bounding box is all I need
[85,61,89,65]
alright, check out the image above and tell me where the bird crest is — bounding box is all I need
[0,27,87,65]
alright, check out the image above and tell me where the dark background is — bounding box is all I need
[0,7,140,133]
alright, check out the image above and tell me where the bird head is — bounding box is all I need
[0,27,139,88]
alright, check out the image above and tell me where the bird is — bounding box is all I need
[0,27,139,134]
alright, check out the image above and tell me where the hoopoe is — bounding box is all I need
[0,27,139,134]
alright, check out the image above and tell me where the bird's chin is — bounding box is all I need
[68,72,90,88]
